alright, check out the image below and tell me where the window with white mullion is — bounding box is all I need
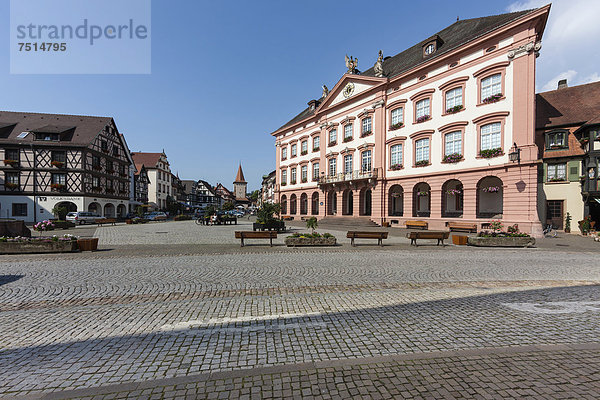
[362,117,372,133]
[344,124,353,139]
[312,163,319,180]
[301,141,307,153]
[313,136,320,150]
[547,164,566,180]
[281,170,287,184]
[481,73,502,99]
[445,87,463,110]
[391,108,403,125]
[416,99,430,118]
[329,129,337,144]
[390,144,402,166]
[328,158,337,176]
[480,122,501,150]
[361,150,372,171]
[415,138,430,162]
[444,131,462,155]
[344,154,353,173]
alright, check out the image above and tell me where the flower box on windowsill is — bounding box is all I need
[446,105,464,114]
[389,123,404,131]
[290,180,296,185]
[361,130,372,138]
[313,147,320,152]
[415,160,430,167]
[329,141,337,147]
[281,182,287,186]
[51,184,66,192]
[415,115,430,124]
[301,151,308,156]
[482,94,503,104]
[51,161,65,168]
[301,178,308,183]
[389,164,403,171]
[312,177,319,182]
[548,145,566,150]
[479,148,503,158]
[92,165,102,171]
[442,153,463,163]
[4,182,18,190]
[343,137,353,143]
[3,159,19,167]
[547,178,567,183]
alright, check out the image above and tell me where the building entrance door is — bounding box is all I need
[546,200,564,230]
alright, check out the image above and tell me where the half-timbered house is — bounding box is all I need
[0,111,133,222]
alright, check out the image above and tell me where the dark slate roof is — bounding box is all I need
[275,9,535,133]
[536,81,600,129]
[0,111,112,146]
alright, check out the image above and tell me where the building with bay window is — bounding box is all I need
[271,6,551,234]
[0,111,132,222]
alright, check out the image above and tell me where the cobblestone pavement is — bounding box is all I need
[1,236,599,398]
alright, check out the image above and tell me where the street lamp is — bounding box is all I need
[509,142,521,163]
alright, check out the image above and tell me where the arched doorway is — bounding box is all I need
[327,191,337,215]
[412,183,431,217]
[359,188,372,216]
[300,193,308,215]
[311,192,319,215]
[117,204,127,218]
[477,176,503,218]
[281,195,287,215]
[103,203,115,217]
[54,201,77,220]
[88,202,101,215]
[388,185,403,216]
[290,194,297,215]
[442,180,463,218]
[342,189,353,215]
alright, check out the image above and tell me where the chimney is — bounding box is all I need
[557,79,568,89]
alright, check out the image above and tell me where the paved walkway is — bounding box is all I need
[2,221,600,399]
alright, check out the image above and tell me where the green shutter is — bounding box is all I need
[568,160,580,182]
[542,163,547,183]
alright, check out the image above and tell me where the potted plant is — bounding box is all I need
[416,115,430,123]
[482,93,503,104]
[578,216,592,235]
[446,105,464,114]
[390,164,403,171]
[480,148,502,158]
[50,183,66,192]
[329,140,337,146]
[361,130,372,137]
[51,160,65,168]
[4,182,18,190]
[564,212,572,233]
[313,146,320,151]
[3,159,18,167]
[415,160,429,167]
[343,136,353,143]
[443,153,463,163]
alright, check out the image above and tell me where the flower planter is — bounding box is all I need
[0,240,78,254]
[285,237,336,247]
[452,235,468,245]
[77,237,99,251]
[467,236,535,248]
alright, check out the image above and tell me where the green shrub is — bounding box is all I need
[174,214,192,221]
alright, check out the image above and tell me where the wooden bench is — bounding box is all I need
[447,222,477,233]
[405,220,428,230]
[235,231,277,247]
[347,231,389,247]
[406,231,449,246]
[96,218,117,226]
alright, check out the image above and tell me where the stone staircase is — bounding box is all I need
[318,216,380,227]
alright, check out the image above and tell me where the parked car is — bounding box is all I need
[66,211,103,225]
[232,211,244,218]
[143,212,167,221]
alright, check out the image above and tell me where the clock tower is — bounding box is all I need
[233,163,247,201]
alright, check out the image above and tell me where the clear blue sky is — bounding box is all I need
[1,0,597,190]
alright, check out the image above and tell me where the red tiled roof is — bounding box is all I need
[536,81,600,129]
[131,152,163,169]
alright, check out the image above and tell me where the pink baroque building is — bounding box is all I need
[271,6,550,235]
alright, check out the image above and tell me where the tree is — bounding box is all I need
[256,202,281,224]
[205,205,216,216]
[306,217,318,233]
[166,195,183,215]
[249,190,260,203]
[223,201,235,211]
[52,205,68,221]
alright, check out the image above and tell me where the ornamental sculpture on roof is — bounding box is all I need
[322,84,329,99]
[374,50,384,77]
[345,54,358,74]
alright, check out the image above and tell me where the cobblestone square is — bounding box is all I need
[1,221,599,399]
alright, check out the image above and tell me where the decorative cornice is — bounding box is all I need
[386,99,407,109]
[409,129,435,139]
[310,131,320,137]
[473,61,510,78]
[357,143,375,151]
[410,88,435,101]
[438,121,469,133]
[438,76,469,91]
[507,41,542,60]
[472,111,510,124]
[385,136,407,145]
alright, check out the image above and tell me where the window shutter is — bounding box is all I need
[540,163,546,183]
[568,160,580,182]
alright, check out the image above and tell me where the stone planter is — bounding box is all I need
[285,237,337,247]
[0,240,78,254]
[77,237,99,251]
[467,236,535,248]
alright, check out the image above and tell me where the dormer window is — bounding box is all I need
[422,35,443,58]
[424,44,435,55]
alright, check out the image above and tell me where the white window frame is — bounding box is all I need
[362,117,372,133]
[361,150,372,172]
[390,144,402,166]
[480,122,502,151]
[301,165,308,181]
[329,129,337,144]
[391,108,403,125]
[312,162,319,180]
[416,98,430,119]
[344,124,353,139]
[281,170,287,184]
[415,138,430,162]
[444,131,462,156]
[445,87,463,110]
[301,141,308,153]
[291,144,297,157]
[481,73,502,100]
[313,136,320,150]
[281,147,287,159]
[344,154,353,173]
[328,158,336,176]
[291,168,297,183]
[547,163,567,181]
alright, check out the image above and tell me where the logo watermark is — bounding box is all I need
[10,0,151,74]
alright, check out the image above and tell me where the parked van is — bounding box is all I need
[65,212,103,225]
